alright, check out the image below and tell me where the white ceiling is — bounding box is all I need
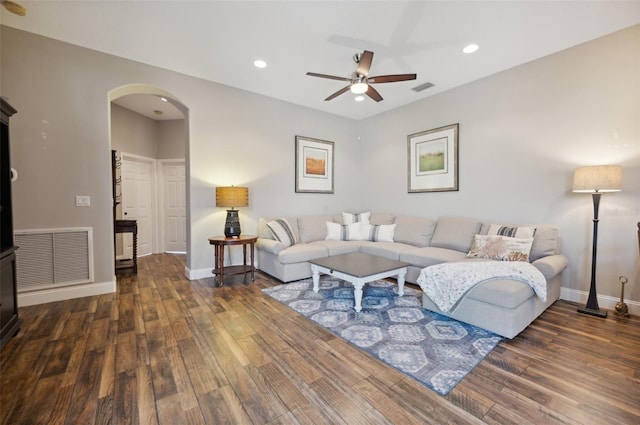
[3,1,640,121]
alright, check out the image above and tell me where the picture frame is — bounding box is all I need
[295,135,334,193]
[407,123,459,192]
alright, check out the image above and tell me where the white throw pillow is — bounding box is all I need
[342,211,371,225]
[266,219,298,247]
[361,223,395,242]
[467,234,534,262]
[326,221,363,241]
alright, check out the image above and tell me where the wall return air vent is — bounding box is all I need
[14,227,94,292]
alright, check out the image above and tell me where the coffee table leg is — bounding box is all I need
[311,265,320,292]
[397,267,406,297]
[353,279,365,312]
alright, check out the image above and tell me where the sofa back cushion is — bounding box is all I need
[369,213,395,225]
[480,223,559,261]
[393,215,436,247]
[430,216,481,252]
[298,215,334,243]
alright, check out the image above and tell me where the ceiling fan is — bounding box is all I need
[306,50,416,102]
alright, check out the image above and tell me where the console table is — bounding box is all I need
[208,235,257,286]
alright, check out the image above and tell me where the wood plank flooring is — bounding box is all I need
[1,253,638,424]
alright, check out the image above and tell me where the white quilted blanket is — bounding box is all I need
[417,261,547,313]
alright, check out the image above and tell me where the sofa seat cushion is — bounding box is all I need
[359,241,415,260]
[400,247,468,267]
[464,279,535,309]
[278,244,329,264]
[311,240,361,256]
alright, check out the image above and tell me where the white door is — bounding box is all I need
[161,162,186,252]
[121,155,154,257]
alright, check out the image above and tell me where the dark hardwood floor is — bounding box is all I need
[1,253,638,424]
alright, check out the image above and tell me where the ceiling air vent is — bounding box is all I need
[412,82,434,92]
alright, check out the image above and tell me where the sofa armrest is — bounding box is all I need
[256,238,288,255]
[532,254,568,280]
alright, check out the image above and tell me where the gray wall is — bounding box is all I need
[111,103,186,159]
[359,24,640,302]
[157,119,187,159]
[2,26,360,289]
[110,103,158,158]
[1,24,638,306]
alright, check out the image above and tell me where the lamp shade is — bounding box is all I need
[572,165,622,193]
[216,186,249,208]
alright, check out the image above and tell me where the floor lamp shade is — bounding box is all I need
[572,165,622,193]
[216,186,249,238]
[572,165,622,317]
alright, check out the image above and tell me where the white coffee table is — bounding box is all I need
[309,252,410,312]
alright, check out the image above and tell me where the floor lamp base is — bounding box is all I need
[577,306,607,318]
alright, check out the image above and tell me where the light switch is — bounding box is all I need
[76,195,91,207]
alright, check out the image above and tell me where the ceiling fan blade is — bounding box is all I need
[368,74,417,84]
[306,72,351,82]
[366,85,383,102]
[325,85,351,101]
[356,50,374,77]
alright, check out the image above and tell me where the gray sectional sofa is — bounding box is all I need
[256,213,568,338]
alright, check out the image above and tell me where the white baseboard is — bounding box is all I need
[18,279,116,307]
[560,288,640,316]
[185,267,214,280]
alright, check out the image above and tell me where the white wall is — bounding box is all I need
[359,24,640,303]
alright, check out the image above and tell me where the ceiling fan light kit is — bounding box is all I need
[307,50,416,102]
[350,81,368,94]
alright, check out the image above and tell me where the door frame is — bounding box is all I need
[158,158,186,253]
[120,152,158,256]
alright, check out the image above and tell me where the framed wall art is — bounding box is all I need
[295,135,334,193]
[407,123,459,192]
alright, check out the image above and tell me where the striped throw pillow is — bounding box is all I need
[267,219,298,247]
[488,224,536,239]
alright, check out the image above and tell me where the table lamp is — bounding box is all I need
[216,186,249,238]
[572,164,622,317]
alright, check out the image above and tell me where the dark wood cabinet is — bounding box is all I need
[0,97,21,350]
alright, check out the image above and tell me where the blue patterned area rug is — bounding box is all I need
[262,277,502,395]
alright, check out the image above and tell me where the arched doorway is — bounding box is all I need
[108,85,191,268]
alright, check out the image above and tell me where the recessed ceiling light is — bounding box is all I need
[254,59,267,68]
[463,44,479,54]
[354,95,365,102]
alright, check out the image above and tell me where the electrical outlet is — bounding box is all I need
[76,195,91,207]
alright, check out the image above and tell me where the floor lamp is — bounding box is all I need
[572,165,622,318]
[216,186,249,238]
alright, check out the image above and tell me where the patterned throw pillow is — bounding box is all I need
[342,211,371,225]
[467,234,534,262]
[326,222,363,241]
[361,224,396,242]
[487,224,536,239]
[266,219,298,247]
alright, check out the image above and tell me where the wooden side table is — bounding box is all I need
[208,235,257,286]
